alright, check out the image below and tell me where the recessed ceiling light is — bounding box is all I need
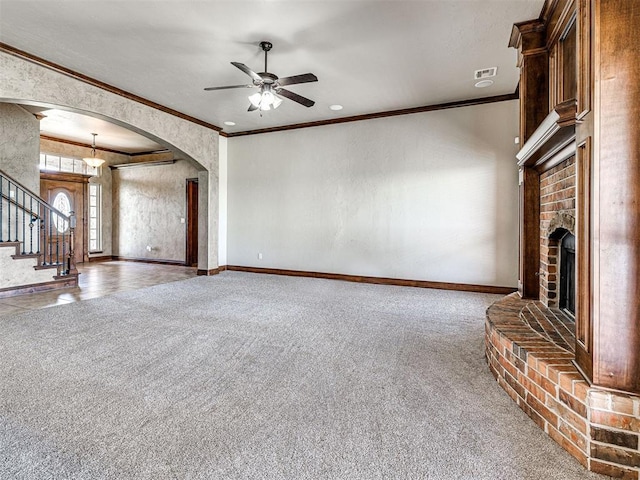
[474,80,494,88]
[329,104,343,111]
[224,121,236,126]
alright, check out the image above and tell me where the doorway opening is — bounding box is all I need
[185,178,198,267]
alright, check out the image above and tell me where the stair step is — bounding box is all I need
[11,253,40,260]
[0,274,79,299]
[0,241,22,256]
[34,264,62,271]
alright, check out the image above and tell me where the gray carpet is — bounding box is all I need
[0,272,608,479]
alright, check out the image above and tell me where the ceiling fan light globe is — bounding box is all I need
[262,90,275,104]
[260,103,271,111]
[272,96,283,109]
[248,92,262,107]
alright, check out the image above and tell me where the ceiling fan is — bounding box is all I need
[204,41,318,112]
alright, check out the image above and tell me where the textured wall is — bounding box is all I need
[0,103,40,193]
[228,101,519,287]
[0,51,220,270]
[112,160,200,262]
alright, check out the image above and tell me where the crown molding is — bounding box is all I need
[226,92,519,138]
[3,42,519,141]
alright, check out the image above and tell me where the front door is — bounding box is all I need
[40,172,89,265]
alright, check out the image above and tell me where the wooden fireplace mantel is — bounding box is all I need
[516,99,577,171]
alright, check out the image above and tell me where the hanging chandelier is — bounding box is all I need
[83,133,105,168]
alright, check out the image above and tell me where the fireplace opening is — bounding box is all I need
[559,232,575,316]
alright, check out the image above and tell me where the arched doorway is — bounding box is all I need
[1,50,220,272]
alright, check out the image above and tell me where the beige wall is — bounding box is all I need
[112,160,200,262]
[228,100,520,287]
[0,104,40,193]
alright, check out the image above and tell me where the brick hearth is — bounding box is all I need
[486,294,640,479]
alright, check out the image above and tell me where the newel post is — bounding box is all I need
[67,211,78,276]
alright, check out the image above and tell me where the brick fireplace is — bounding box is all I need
[485,112,640,479]
[486,155,640,475]
[485,1,640,476]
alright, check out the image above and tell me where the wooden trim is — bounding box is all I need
[535,141,576,173]
[42,135,170,157]
[518,168,541,299]
[111,256,187,266]
[197,266,226,276]
[87,255,112,263]
[575,136,592,378]
[0,42,222,133]
[0,276,78,298]
[129,149,172,157]
[545,0,576,48]
[109,159,176,170]
[226,93,519,137]
[509,20,546,51]
[40,135,132,156]
[224,266,516,294]
[539,0,560,23]
[39,171,92,183]
[576,0,592,120]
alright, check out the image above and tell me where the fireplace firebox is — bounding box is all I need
[559,232,575,315]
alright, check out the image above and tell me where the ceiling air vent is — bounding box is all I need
[474,67,498,80]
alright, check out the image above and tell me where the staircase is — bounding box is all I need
[0,169,78,297]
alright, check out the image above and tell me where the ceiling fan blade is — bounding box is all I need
[276,88,315,107]
[248,103,259,112]
[204,84,253,91]
[276,73,318,87]
[231,62,262,83]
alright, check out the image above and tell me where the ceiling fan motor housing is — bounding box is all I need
[258,72,278,85]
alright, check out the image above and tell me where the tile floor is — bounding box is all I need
[0,261,198,316]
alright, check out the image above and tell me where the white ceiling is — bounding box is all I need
[37,109,166,154]
[0,0,543,145]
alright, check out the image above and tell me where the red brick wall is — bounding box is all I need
[539,156,576,306]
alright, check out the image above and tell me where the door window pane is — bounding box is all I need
[52,192,71,233]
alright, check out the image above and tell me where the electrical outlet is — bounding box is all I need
[258,253,263,260]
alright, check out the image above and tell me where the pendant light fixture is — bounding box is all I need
[83,133,105,168]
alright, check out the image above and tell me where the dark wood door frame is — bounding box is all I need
[40,171,90,264]
[185,178,198,267]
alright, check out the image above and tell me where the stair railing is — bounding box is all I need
[0,168,76,276]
